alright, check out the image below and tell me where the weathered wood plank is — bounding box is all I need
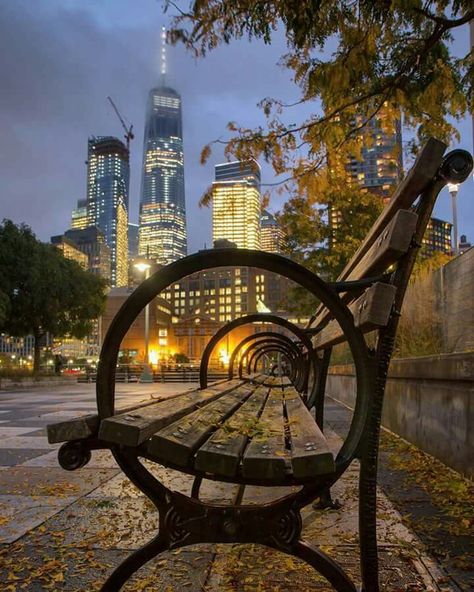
[339,137,446,282]
[241,389,289,480]
[312,282,397,350]
[147,385,252,467]
[307,138,446,330]
[308,211,416,334]
[47,414,100,444]
[194,386,269,477]
[99,380,244,447]
[47,393,187,444]
[284,388,334,478]
[345,209,418,282]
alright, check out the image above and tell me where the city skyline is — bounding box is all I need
[1,1,473,254]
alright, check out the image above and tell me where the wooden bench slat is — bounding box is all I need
[194,386,269,477]
[284,388,334,478]
[312,282,397,350]
[241,389,289,480]
[307,139,446,330]
[47,413,101,444]
[339,138,446,283]
[47,392,195,444]
[147,385,252,467]
[98,380,244,447]
[345,209,418,282]
[308,210,417,334]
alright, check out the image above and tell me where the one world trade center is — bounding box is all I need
[138,29,187,265]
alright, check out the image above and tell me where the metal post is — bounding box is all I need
[448,183,459,255]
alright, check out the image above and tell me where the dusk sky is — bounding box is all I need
[1,0,473,254]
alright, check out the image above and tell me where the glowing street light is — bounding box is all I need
[447,183,459,255]
[134,260,153,383]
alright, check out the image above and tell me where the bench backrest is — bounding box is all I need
[307,138,451,349]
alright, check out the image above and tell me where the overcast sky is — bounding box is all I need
[1,0,473,253]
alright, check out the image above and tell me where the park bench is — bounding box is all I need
[47,138,472,592]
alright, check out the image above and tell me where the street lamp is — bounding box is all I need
[134,261,153,383]
[447,183,459,255]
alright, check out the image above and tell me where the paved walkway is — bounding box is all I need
[0,383,463,591]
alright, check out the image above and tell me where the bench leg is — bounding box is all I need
[311,486,341,510]
[289,540,357,592]
[100,533,168,592]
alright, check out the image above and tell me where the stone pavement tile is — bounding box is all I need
[15,427,46,437]
[0,542,130,591]
[0,426,41,437]
[0,495,77,543]
[0,448,51,467]
[198,478,240,504]
[22,496,159,550]
[0,435,56,449]
[242,484,301,504]
[205,543,428,591]
[87,473,145,499]
[22,449,118,469]
[0,542,213,591]
[36,410,86,419]
[0,467,119,497]
[7,418,62,428]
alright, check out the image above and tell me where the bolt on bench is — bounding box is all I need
[47,139,472,591]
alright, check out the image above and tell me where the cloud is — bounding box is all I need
[0,1,472,253]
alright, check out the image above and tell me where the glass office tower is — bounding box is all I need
[212,160,261,250]
[138,86,187,265]
[86,136,129,286]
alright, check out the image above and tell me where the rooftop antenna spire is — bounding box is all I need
[161,26,167,85]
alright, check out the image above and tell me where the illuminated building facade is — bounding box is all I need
[166,265,262,323]
[329,112,403,231]
[64,227,111,281]
[138,86,187,265]
[50,235,88,269]
[212,161,261,249]
[128,223,139,259]
[100,287,173,364]
[421,217,452,258]
[86,136,129,287]
[261,210,285,253]
[346,116,403,196]
[71,199,89,230]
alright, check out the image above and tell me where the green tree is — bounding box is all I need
[0,290,9,326]
[0,220,107,376]
[277,173,383,312]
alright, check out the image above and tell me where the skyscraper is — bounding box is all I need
[261,209,285,253]
[138,85,187,265]
[64,227,111,281]
[71,199,89,230]
[128,223,139,260]
[86,136,129,287]
[329,112,403,231]
[212,160,261,249]
[346,115,403,197]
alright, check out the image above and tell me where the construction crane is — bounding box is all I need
[107,96,134,150]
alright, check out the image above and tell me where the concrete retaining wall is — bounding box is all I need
[327,352,474,477]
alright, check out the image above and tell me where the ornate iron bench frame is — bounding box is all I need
[50,141,472,591]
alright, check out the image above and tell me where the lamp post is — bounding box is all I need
[134,261,153,383]
[447,183,459,255]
